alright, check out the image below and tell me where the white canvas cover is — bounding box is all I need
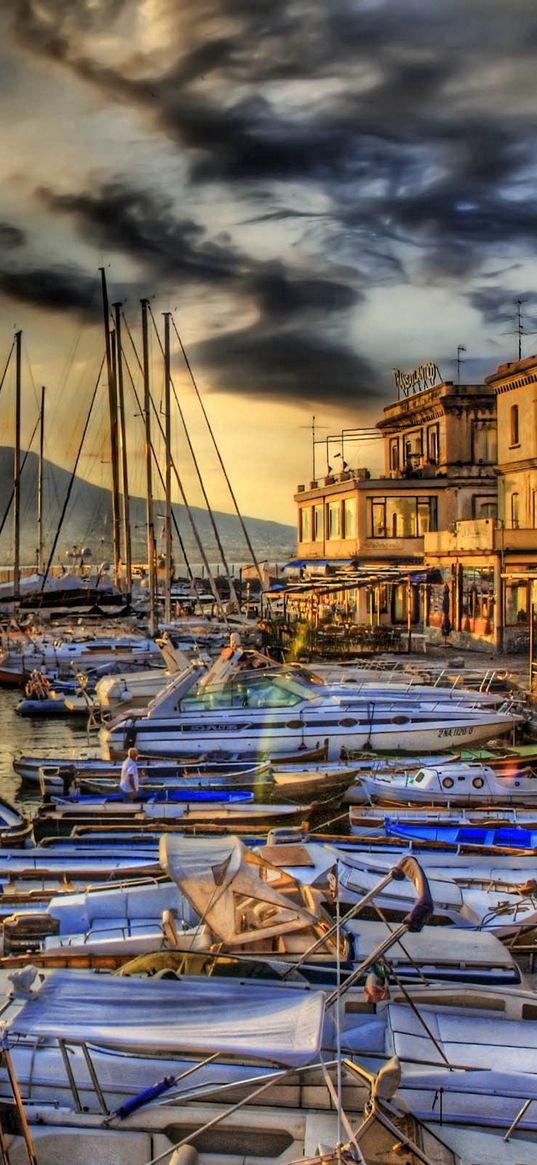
[161,834,322,947]
[160,835,245,887]
[8,970,324,1067]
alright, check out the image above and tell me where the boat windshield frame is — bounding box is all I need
[179,670,319,712]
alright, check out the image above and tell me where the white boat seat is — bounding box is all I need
[42,919,164,949]
[48,882,181,931]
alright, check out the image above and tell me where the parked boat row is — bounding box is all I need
[1,626,537,1163]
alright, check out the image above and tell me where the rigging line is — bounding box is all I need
[118,333,200,595]
[171,312,264,586]
[119,335,220,610]
[121,312,225,614]
[40,356,105,594]
[0,413,41,540]
[150,306,238,604]
[117,316,199,587]
[0,340,15,400]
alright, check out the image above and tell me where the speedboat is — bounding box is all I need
[100,642,523,760]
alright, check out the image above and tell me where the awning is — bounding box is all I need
[282,559,354,571]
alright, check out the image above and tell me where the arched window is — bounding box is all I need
[510,404,520,446]
[511,492,520,528]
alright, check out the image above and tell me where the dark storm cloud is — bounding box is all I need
[13,0,537,267]
[9,0,537,400]
[38,182,243,285]
[0,224,25,250]
[195,324,379,406]
[38,178,361,307]
[468,288,537,331]
[35,176,366,398]
[0,263,102,316]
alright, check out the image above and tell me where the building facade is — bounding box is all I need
[291,357,537,653]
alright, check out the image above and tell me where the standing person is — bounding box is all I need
[120,747,140,801]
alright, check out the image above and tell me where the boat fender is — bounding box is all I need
[169,1150,199,1165]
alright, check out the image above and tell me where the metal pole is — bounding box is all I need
[141,298,158,636]
[163,312,173,624]
[113,302,132,597]
[13,330,21,601]
[37,385,45,573]
[100,268,122,583]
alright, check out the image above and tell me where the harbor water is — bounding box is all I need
[0,689,98,815]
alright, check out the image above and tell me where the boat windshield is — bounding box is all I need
[180,672,315,712]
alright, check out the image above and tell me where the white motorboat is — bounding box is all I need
[101,642,523,760]
[0,628,163,679]
[357,759,537,806]
[327,845,537,936]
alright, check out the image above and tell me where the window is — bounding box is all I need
[371,499,386,537]
[460,567,494,625]
[472,496,497,519]
[327,501,341,540]
[390,439,400,472]
[368,496,438,538]
[510,404,520,446]
[299,507,311,542]
[343,497,356,539]
[472,420,497,464]
[313,504,323,541]
[505,581,529,626]
[511,492,520,528]
[427,424,439,464]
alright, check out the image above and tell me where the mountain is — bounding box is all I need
[0,447,295,569]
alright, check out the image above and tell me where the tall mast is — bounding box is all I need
[141,298,158,635]
[163,312,173,623]
[113,303,132,597]
[13,330,21,601]
[99,267,122,583]
[37,385,45,573]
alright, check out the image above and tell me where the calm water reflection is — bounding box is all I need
[0,689,99,814]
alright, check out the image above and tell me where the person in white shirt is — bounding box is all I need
[120,747,140,801]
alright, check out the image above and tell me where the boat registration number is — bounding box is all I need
[438,727,474,737]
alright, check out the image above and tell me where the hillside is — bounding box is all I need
[0,448,295,568]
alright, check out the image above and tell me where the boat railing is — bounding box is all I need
[504,1097,536,1142]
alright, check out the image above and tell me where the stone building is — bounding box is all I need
[290,356,537,653]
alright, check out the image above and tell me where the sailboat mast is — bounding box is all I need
[99,267,122,584]
[13,330,21,601]
[112,302,132,597]
[163,312,172,623]
[141,298,158,636]
[37,385,45,573]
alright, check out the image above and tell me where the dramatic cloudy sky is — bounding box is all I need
[2,0,537,526]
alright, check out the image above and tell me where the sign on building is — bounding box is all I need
[393,362,442,399]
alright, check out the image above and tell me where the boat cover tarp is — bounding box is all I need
[160,834,322,946]
[8,970,324,1067]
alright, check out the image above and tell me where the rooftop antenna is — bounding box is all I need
[456,345,466,384]
[502,298,537,361]
[299,414,328,482]
[516,298,524,361]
